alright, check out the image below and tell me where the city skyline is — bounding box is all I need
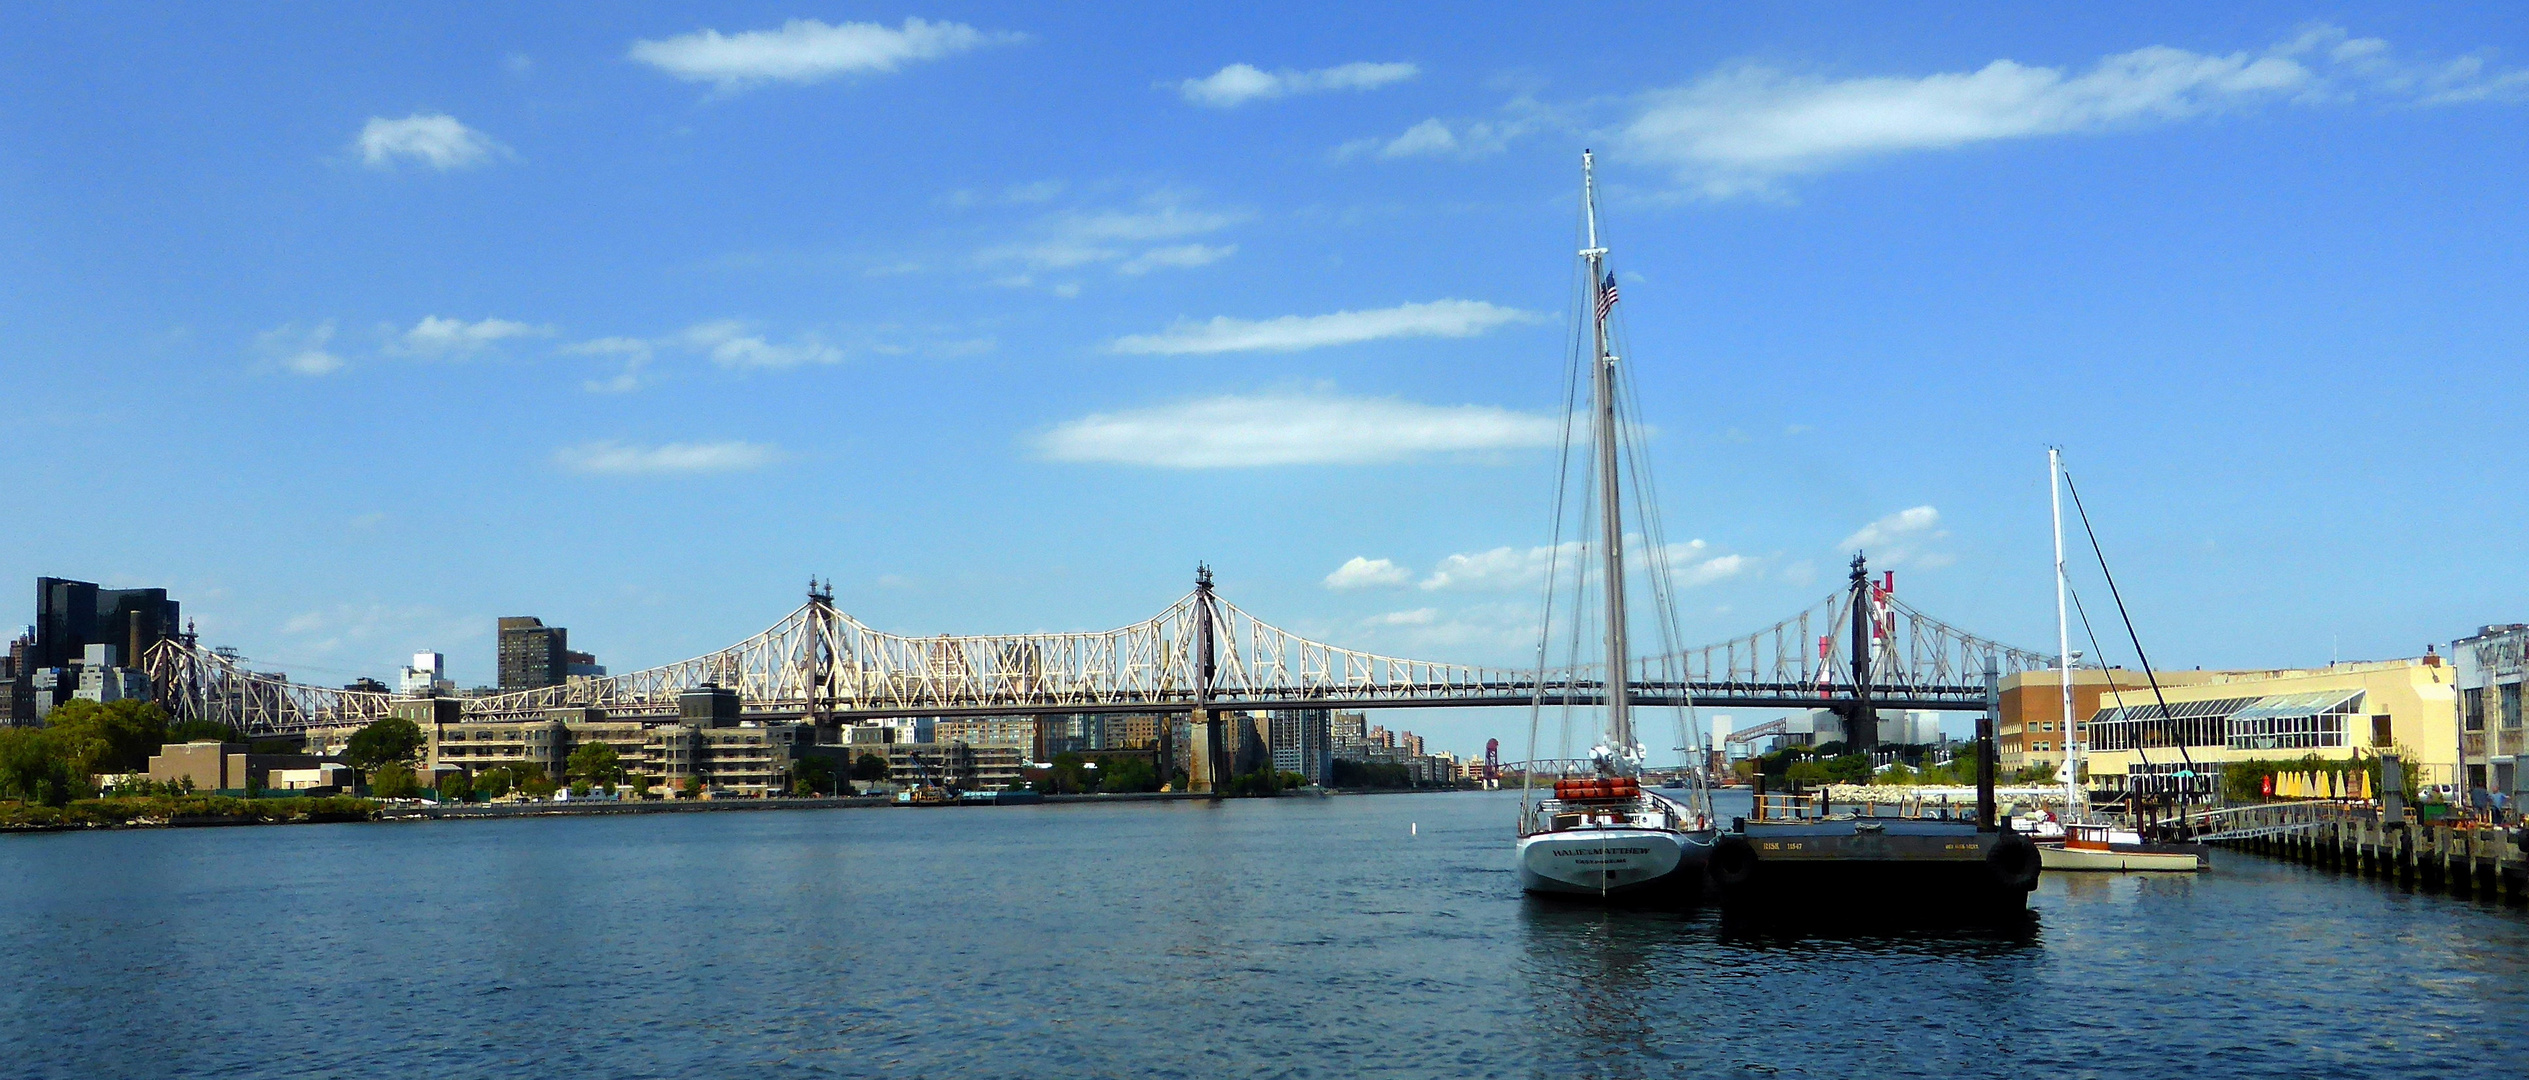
[6,4,2527,758]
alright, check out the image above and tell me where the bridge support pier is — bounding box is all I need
[1187,708,1221,795]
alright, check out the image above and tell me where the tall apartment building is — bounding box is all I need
[937,717,1037,750]
[1332,711,1367,757]
[497,617,569,691]
[1269,709,1332,785]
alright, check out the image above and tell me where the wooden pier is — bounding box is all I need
[2190,802,2529,903]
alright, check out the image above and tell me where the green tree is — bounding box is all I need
[681,775,704,799]
[370,762,421,798]
[792,754,838,795]
[475,768,512,800]
[516,770,558,799]
[565,741,623,787]
[439,770,474,803]
[1099,756,1160,793]
[852,754,891,782]
[1785,760,1831,788]
[0,726,84,806]
[1330,759,1414,790]
[344,718,426,772]
[166,718,242,743]
[44,699,171,775]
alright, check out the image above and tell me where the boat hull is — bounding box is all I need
[2039,843,2206,872]
[1710,819,2040,923]
[1517,826,1713,901]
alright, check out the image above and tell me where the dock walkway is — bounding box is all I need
[2189,802,2529,902]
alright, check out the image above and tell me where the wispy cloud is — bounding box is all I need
[981,194,1247,279]
[1038,392,1560,468]
[269,602,485,666]
[254,321,345,376]
[356,113,509,170]
[1837,506,1953,568]
[1112,299,1537,355]
[1325,556,1412,590]
[555,440,784,476]
[1336,98,1559,160]
[1620,24,2529,197]
[629,17,1020,90]
[562,336,654,393]
[392,315,551,359]
[1117,243,1237,275]
[678,320,841,369]
[1179,61,1418,107]
[1420,538,1752,591]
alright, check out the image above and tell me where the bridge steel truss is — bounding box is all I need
[143,573,2055,738]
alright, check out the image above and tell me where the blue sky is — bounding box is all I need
[5,4,2525,758]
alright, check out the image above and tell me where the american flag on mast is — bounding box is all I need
[1595,270,1619,323]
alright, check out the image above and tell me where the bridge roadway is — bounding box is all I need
[496,685,1999,726]
[142,561,2049,737]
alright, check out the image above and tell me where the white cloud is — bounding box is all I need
[357,113,508,170]
[678,320,841,369]
[1618,26,2529,197]
[555,440,784,476]
[1325,557,1412,590]
[1117,243,1237,275]
[1420,538,1752,591]
[629,17,1019,89]
[1374,608,1439,626]
[254,321,345,376]
[1112,299,1537,355]
[1837,505,1954,568]
[1179,61,1418,107]
[394,315,550,358]
[1420,544,1569,592]
[562,336,654,393]
[1038,392,1560,468]
[1337,97,1558,160]
[982,195,1247,276]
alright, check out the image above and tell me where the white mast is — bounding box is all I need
[2052,447,2083,819]
[1582,150,1633,771]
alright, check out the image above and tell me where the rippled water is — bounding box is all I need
[4,790,2524,1078]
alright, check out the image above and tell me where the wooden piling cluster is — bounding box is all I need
[2222,815,2529,902]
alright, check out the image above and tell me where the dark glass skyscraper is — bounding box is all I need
[33,577,179,670]
[497,617,569,691]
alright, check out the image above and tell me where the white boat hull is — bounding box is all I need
[2039,844,2204,872]
[1517,827,1705,897]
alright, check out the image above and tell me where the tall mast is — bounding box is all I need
[2052,447,2082,818]
[1583,150,1632,764]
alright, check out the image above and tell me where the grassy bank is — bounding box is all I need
[0,795,380,831]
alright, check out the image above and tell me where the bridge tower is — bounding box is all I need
[1185,564,1225,795]
[804,577,836,731]
[1845,553,1877,753]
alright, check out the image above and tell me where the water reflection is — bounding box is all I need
[1516,899,1704,1079]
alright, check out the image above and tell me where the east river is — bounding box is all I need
[4,789,2526,1078]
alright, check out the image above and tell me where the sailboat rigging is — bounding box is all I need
[1515,151,1718,901]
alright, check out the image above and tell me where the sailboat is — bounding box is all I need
[1515,151,1718,902]
[2034,447,2207,873]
